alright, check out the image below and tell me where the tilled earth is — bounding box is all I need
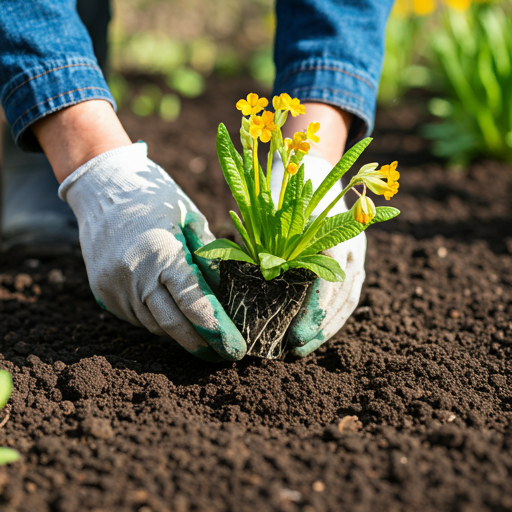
[0,78,511,512]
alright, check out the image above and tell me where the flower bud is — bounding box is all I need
[353,195,376,225]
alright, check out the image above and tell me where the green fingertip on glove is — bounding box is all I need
[176,231,247,362]
[289,331,326,358]
[182,212,220,293]
[288,280,326,347]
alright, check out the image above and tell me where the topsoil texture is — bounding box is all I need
[0,77,512,512]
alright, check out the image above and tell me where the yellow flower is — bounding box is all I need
[443,0,471,10]
[392,0,435,17]
[384,180,399,201]
[273,93,305,117]
[358,161,399,200]
[272,93,291,111]
[284,132,311,154]
[249,111,277,143]
[236,93,268,116]
[307,122,321,143]
[286,97,306,117]
[380,161,400,182]
[413,0,436,16]
[286,163,299,175]
[353,195,376,225]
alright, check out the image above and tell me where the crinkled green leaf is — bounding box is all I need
[216,124,249,209]
[0,370,12,409]
[289,254,345,282]
[305,137,372,219]
[195,239,256,264]
[299,206,400,256]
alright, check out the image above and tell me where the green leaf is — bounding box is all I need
[289,255,346,282]
[0,370,12,409]
[299,206,400,256]
[0,448,20,465]
[216,124,250,210]
[195,239,256,264]
[229,211,256,261]
[259,253,287,270]
[305,137,372,219]
[261,265,285,281]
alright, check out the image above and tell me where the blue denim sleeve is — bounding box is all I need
[273,0,394,144]
[0,0,115,151]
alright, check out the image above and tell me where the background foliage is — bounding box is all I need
[111,0,512,165]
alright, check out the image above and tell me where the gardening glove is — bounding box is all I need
[58,142,246,362]
[270,151,366,357]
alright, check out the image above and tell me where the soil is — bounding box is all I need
[1,77,512,512]
[218,260,314,359]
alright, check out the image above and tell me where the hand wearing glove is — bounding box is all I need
[270,151,366,357]
[58,142,246,362]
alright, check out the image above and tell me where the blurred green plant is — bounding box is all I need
[0,370,19,465]
[109,0,275,112]
[423,1,512,165]
[378,15,431,105]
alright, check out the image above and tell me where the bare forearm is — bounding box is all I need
[31,100,132,183]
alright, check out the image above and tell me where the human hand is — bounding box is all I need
[270,151,366,357]
[58,143,246,362]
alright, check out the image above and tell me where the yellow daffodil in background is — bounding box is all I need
[307,122,321,144]
[249,111,277,143]
[236,93,268,116]
[391,0,489,17]
[353,194,376,225]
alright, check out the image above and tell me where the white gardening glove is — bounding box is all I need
[270,151,366,357]
[58,142,246,362]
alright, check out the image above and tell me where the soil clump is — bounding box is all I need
[0,78,511,512]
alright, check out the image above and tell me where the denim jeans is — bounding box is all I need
[0,0,392,151]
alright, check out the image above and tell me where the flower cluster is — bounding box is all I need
[236,93,320,206]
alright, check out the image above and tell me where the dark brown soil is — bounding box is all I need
[1,77,512,512]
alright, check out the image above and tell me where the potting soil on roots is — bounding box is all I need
[0,78,511,512]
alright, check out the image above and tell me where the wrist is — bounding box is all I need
[282,102,353,167]
[31,100,132,183]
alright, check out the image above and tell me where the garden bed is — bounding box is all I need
[0,77,511,512]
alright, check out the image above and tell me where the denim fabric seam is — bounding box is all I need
[277,61,377,92]
[12,86,111,133]
[3,63,100,104]
[288,86,368,122]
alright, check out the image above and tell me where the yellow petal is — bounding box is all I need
[413,0,435,16]
[307,122,321,143]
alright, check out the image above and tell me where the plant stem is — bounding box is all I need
[287,182,352,260]
[253,139,260,196]
[277,171,290,211]
[266,148,273,191]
